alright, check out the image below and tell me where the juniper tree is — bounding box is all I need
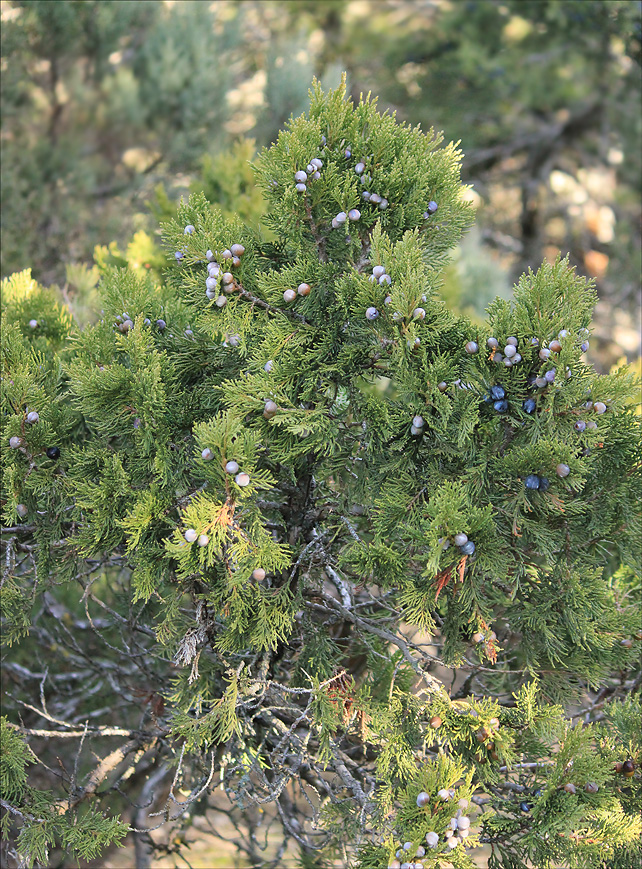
[1,78,641,869]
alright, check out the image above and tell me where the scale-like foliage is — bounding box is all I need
[1,77,640,869]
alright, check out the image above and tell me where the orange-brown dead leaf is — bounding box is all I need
[327,673,356,727]
[486,639,498,664]
[216,501,236,527]
[434,566,454,601]
[548,493,565,511]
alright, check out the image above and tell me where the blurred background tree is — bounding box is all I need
[1,0,639,355]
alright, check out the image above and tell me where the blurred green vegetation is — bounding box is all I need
[1,0,640,368]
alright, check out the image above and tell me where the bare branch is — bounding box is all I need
[5,722,161,739]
